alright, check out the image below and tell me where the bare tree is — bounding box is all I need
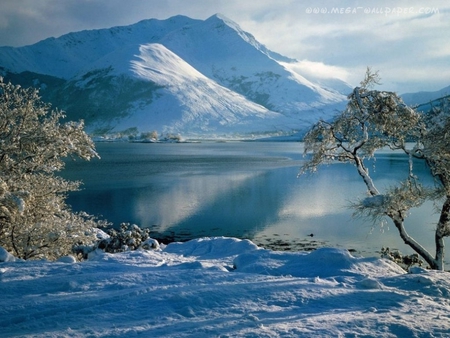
[0,78,101,260]
[300,68,450,270]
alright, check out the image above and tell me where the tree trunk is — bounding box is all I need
[434,196,450,270]
[391,215,439,270]
[352,152,442,269]
[435,233,445,271]
[354,156,379,196]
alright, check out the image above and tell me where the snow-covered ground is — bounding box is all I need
[1,237,450,337]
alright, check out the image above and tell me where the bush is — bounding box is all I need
[380,247,423,271]
[95,223,154,253]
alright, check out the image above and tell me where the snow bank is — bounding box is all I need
[1,237,450,337]
[233,247,405,278]
[164,236,259,259]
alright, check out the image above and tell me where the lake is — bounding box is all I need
[63,141,441,260]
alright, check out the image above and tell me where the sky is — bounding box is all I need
[0,0,449,93]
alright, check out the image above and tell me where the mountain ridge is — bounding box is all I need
[0,13,351,138]
[401,85,450,106]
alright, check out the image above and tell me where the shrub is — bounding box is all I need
[95,223,153,253]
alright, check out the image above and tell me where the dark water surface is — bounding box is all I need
[63,142,441,260]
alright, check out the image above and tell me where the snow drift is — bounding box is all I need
[2,237,450,337]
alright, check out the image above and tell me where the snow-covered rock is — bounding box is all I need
[0,246,16,262]
[56,255,77,263]
[140,238,160,250]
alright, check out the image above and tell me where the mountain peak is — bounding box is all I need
[0,14,349,138]
[131,14,198,30]
[206,13,241,29]
[200,13,295,65]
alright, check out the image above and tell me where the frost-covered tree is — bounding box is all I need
[0,78,101,260]
[300,68,450,270]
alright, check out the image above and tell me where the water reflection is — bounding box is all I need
[64,142,442,262]
[132,171,261,233]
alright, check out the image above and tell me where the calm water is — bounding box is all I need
[63,142,441,259]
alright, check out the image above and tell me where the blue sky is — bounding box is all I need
[0,0,448,93]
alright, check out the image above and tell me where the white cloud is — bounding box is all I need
[285,60,350,81]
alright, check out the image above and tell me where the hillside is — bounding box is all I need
[401,85,450,113]
[0,14,350,138]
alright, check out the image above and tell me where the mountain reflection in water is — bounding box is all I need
[63,142,439,260]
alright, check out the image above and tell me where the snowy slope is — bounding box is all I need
[122,43,286,135]
[0,15,198,79]
[0,14,350,137]
[160,14,348,113]
[2,237,450,337]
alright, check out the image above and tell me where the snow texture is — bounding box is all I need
[2,237,450,337]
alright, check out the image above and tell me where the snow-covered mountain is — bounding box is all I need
[0,14,351,138]
[401,85,450,112]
